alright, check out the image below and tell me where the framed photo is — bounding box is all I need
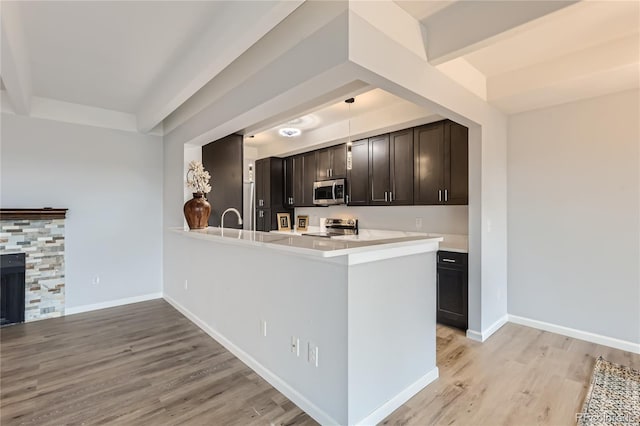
[277,213,291,231]
[296,215,309,231]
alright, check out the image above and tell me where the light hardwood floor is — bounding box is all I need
[1,300,638,425]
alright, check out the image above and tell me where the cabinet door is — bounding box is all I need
[389,129,414,205]
[255,159,266,208]
[293,155,304,207]
[347,139,369,205]
[261,159,272,209]
[283,157,294,207]
[444,122,469,205]
[368,134,391,205]
[414,123,445,205]
[256,208,270,232]
[302,151,317,206]
[330,144,347,178]
[436,265,468,330]
[316,149,330,181]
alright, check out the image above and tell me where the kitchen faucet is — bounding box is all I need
[221,208,243,229]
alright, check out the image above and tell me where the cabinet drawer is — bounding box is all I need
[437,251,467,266]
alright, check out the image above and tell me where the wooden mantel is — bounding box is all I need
[0,208,68,220]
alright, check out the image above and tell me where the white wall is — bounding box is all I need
[0,113,163,310]
[507,89,640,344]
[296,205,468,234]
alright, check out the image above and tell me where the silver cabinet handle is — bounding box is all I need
[438,190,442,202]
[442,258,456,263]
[389,192,393,202]
[327,169,330,177]
[346,194,350,204]
[384,191,388,202]
[445,189,448,202]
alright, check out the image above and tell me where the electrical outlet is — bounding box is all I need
[92,275,100,285]
[415,217,423,230]
[260,320,267,337]
[291,336,299,356]
[184,280,188,290]
[308,342,319,367]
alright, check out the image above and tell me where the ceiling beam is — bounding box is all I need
[0,2,32,115]
[135,0,303,133]
[424,1,578,65]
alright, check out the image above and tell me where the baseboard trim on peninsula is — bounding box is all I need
[65,293,162,315]
[466,314,508,342]
[355,367,439,426]
[508,315,640,354]
[162,295,340,426]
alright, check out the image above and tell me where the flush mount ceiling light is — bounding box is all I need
[279,127,301,138]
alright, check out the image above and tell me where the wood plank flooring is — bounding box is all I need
[1,299,638,425]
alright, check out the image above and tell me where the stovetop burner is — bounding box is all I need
[302,218,358,238]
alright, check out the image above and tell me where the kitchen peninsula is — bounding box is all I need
[164,227,442,425]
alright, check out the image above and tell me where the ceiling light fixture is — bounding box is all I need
[279,127,301,138]
[345,97,355,170]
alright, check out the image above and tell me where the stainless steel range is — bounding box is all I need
[302,218,358,238]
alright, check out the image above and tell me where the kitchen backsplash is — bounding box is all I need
[294,205,468,234]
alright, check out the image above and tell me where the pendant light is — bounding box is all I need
[345,97,354,170]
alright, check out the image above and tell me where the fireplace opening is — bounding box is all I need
[1,253,26,326]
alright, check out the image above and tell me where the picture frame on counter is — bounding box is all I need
[296,215,309,231]
[277,213,291,231]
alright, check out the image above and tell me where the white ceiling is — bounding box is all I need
[400,0,640,114]
[17,1,221,113]
[247,89,409,146]
[464,1,640,77]
[1,0,637,131]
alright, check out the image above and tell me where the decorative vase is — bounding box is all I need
[183,192,211,230]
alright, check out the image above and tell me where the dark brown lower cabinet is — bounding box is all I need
[256,209,270,232]
[436,251,468,330]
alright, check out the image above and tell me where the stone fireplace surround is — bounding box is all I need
[0,208,67,322]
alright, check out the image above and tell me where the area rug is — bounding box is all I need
[577,356,640,426]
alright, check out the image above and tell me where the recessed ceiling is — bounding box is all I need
[464,1,640,77]
[247,89,407,146]
[17,1,221,113]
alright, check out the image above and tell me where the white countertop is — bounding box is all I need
[171,226,443,260]
[271,228,468,253]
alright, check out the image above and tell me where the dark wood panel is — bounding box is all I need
[202,134,243,228]
[347,139,369,206]
[389,129,414,205]
[414,123,445,205]
[0,208,68,220]
[292,155,305,206]
[368,134,390,205]
[316,149,330,181]
[445,121,469,205]
[330,144,347,178]
[283,157,294,208]
[301,152,317,207]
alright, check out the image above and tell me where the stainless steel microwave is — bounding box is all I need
[313,179,346,206]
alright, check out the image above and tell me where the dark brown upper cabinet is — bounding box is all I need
[202,134,243,228]
[283,156,294,208]
[316,144,347,180]
[389,129,414,205]
[347,138,369,205]
[292,151,317,207]
[414,120,468,205]
[368,131,414,205]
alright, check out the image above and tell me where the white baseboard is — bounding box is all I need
[508,314,640,354]
[162,295,340,426]
[466,314,508,342]
[355,367,439,426]
[65,293,162,315]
